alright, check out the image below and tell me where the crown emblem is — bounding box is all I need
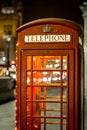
[43,25,52,33]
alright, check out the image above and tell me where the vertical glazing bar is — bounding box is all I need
[66,55,69,130]
[43,57,46,130]
[44,87,46,130]
[60,56,63,130]
[31,56,33,130]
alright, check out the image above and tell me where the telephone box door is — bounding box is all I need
[20,49,75,130]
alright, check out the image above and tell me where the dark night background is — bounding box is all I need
[0,0,87,25]
[0,0,86,5]
[22,0,86,25]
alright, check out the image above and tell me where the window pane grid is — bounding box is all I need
[26,55,68,130]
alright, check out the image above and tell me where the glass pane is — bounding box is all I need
[45,58,61,70]
[33,118,40,129]
[62,72,67,83]
[41,87,44,96]
[33,71,61,85]
[33,56,61,70]
[46,118,60,125]
[62,87,67,101]
[62,119,67,130]
[27,102,31,116]
[41,124,44,130]
[27,71,31,85]
[46,87,61,101]
[62,103,67,117]
[27,56,31,70]
[51,71,61,83]
[46,103,61,116]
[33,102,40,116]
[46,124,60,130]
[62,56,67,70]
[33,56,41,69]
[33,71,42,84]
[33,87,41,100]
[41,111,44,116]
[27,118,31,130]
[27,87,31,99]
[46,110,60,117]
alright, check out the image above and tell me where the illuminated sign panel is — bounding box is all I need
[24,34,71,43]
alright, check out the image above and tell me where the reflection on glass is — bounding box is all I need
[46,87,61,101]
[62,72,67,83]
[46,111,60,117]
[46,118,60,124]
[27,118,31,130]
[46,124,60,130]
[62,103,67,117]
[33,102,40,115]
[27,56,31,70]
[27,72,31,85]
[27,87,31,99]
[62,87,67,101]
[46,59,61,70]
[33,118,40,129]
[41,124,44,130]
[41,118,60,130]
[33,56,61,70]
[41,111,44,116]
[63,56,67,70]
[27,102,31,115]
[46,103,60,116]
[51,71,61,83]
[33,71,61,85]
[41,87,44,96]
[33,71,42,84]
[63,119,67,130]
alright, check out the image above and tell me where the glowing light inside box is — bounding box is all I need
[27,78,30,83]
[54,64,58,68]
[46,64,49,68]
[56,59,60,63]
[33,57,36,61]
[43,77,48,82]
[34,78,36,82]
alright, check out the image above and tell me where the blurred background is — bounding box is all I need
[0,0,87,130]
[0,0,86,79]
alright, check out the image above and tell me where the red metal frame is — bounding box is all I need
[16,18,83,130]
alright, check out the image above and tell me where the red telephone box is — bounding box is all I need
[16,18,84,130]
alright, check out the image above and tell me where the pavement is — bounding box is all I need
[0,100,15,130]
